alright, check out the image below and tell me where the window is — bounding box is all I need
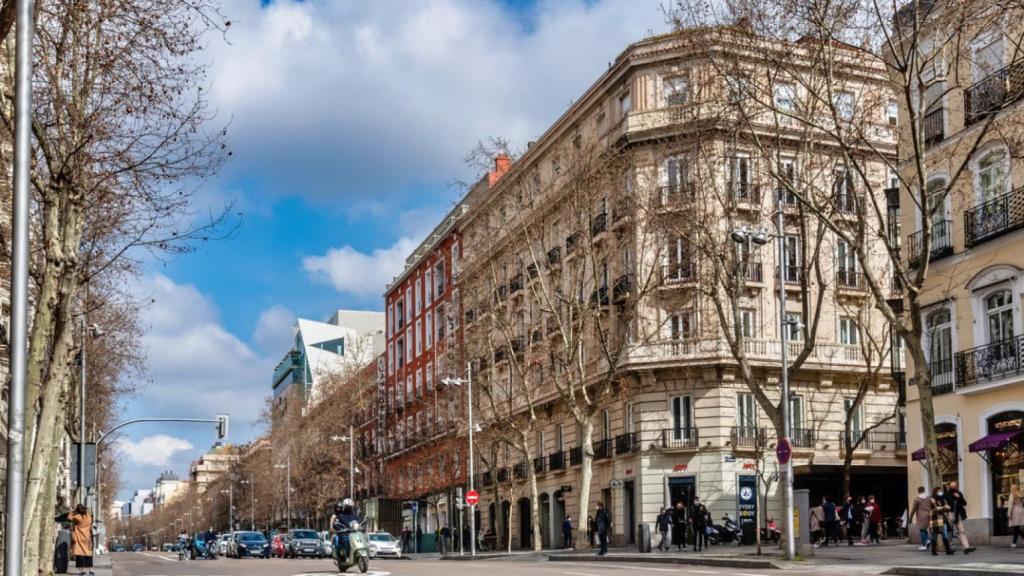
[625,402,636,435]
[670,395,693,441]
[536,431,545,458]
[664,77,688,106]
[451,241,460,277]
[602,410,611,440]
[425,312,433,349]
[426,362,433,391]
[396,301,405,329]
[839,317,860,345]
[783,235,801,282]
[425,269,432,306]
[619,90,632,115]
[773,83,796,113]
[405,288,412,324]
[663,156,689,198]
[925,178,948,228]
[737,393,757,432]
[556,424,565,452]
[740,309,756,339]
[670,311,693,341]
[837,239,857,274]
[434,261,445,297]
[843,398,863,438]
[729,155,752,199]
[985,290,1014,343]
[414,277,422,315]
[666,235,691,280]
[886,101,898,126]
[396,337,405,368]
[834,91,855,120]
[834,168,856,212]
[790,395,804,431]
[972,32,1005,83]
[977,150,1007,203]
[414,320,422,356]
[436,303,446,341]
[784,313,803,342]
[415,370,422,398]
[726,73,751,102]
[926,308,953,375]
[388,342,394,375]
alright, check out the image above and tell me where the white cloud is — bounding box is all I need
[208,0,667,203]
[252,305,297,354]
[115,434,194,467]
[302,236,418,298]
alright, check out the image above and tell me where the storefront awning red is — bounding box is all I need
[968,429,1023,453]
[911,440,956,461]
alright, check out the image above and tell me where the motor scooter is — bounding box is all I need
[332,519,370,573]
[720,515,743,544]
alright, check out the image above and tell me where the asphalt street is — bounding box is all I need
[107,551,886,576]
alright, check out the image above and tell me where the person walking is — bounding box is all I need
[1009,484,1024,548]
[586,516,595,547]
[656,508,671,551]
[841,496,860,546]
[822,496,837,547]
[929,487,954,555]
[910,486,933,550]
[562,515,574,550]
[671,501,688,551]
[809,501,824,547]
[867,495,882,544]
[594,502,611,556]
[68,504,95,576]
[945,481,975,554]
[690,497,708,552]
[440,524,451,554]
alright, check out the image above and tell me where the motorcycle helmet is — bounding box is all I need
[341,498,354,513]
[334,501,344,514]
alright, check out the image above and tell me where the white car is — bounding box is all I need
[367,532,401,558]
[217,534,230,556]
[319,531,333,557]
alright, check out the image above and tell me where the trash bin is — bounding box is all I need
[637,523,651,553]
[53,527,71,574]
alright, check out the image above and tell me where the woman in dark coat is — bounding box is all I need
[671,501,688,550]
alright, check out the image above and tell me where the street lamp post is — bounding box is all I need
[330,426,356,497]
[274,454,291,530]
[730,197,796,561]
[442,362,475,557]
[241,475,255,531]
[78,320,104,508]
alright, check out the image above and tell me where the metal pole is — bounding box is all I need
[229,482,234,533]
[776,198,795,561]
[467,362,475,557]
[349,425,354,497]
[4,1,35,573]
[250,475,255,531]
[287,454,292,530]
[80,317,87,507]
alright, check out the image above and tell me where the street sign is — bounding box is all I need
[776,438,792,464]
[609,479,622,489]
[465,490,480,506]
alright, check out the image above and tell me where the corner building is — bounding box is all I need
[455,27,903,548]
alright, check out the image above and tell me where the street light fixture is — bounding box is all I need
[240,476,256,531]
[442,363,476,557]
[274,455,291,530]
[729,197,796,561]
[78,319,105,508]
[330,427,357,498]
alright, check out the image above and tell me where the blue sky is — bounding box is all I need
[114,0,668,500]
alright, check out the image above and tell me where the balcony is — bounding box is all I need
[533,456,545,474]
[569,446,583,466]
[776,187,800,209]
[658,183,694,210]
[593,438,613,460]
[856,430,907,452]
[513,462,527,480]
[614,432,638,455]
[482,471,493,487]
[661,427,699,449]
[923,108,944,147]
[836,269,868,292]
[591,212,608,237]
[661,262,697,286]
[589,285,610,307]
[530,328,543,344]
[964,60,1024,126]
[613,274,634,303]
[790,428,815,448]
[548,451,565,471]
[742,261,764,283]
[527,263,539,280]
[835,192,858,214]
[731,426,767,449]
[964,186,1024,247]
[731,182,762,206]
[930,358,955,395]
[509,273,524,294]
[907,219,953,268]
[955,334,1024,390]
[497,467,509,483]
[779,265,803,286]
[611,196,634,224]
[547,247,562,267]
[565,233,580,256]
[495,284,509,302]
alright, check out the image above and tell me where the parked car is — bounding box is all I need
[230,531,269,558]
[270,534,286,558]
[285,529,324,558]
[161,543,174,552]
[217,534,231,556]
[367,532,401,558]
[110,544,126,553]
[226,531,242,557]
[131,543,144,552]
[319,531,333,557]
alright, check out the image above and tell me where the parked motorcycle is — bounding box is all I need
[719,515,743,544]
[332,519,369,574]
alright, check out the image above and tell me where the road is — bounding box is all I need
[109,551,876,576]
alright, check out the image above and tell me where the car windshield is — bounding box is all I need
[292,530,318,539]
[238,533,264,542]
[369,534,394,542]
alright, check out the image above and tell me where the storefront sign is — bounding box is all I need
[936,428,957,440]
[742,463,757,470]
[737,475,757,528]
[994,417,1023,431]
[625,468,633,476]
[673,464,688,472]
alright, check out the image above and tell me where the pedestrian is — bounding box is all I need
[822,496,837,546]
[809,501,824,547]
[562,515,574,550]
[690,497,708,552]
[587,516,595,547]
[910,486,933,550]
[68,504,94,576]
[401,526,411,553]
[841,496,860,546]
[656,507,671,551]
[945,481,975,554]
[929,486,954,555]
[440,524,450,554]
[1009,484,1024,548]
[866,495,882,544]
[594,502,611,556]
[671,501,688,551]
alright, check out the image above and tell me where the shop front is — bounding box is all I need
[911,422,960,486]
[969,410,1024,536]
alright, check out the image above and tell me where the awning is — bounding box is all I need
[968,429,1024,453]
[911,440,956,461]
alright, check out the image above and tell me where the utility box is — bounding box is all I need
[70,443,97,490]
[637,523,651,552]
[795,489,813,557]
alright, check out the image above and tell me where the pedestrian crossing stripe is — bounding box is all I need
[292,572,391,576]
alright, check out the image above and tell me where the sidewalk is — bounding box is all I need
[92,553,113,576]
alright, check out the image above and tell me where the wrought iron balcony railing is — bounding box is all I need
[548,451,565,471]
[533,456,545,474]
[837,269,868,291]
[614,432,638,455]
[956,333,1024,389]
[929,358,955,395]
[569,446,583,466]
[661,262,697,285]
[923,108,944,147]
[964,60,1024,126]
[661,427,699,449]
[965,186,1024,247]
[907,219,953,268]
[731,426,766,448]
[790,428,815,448]
[547,247,562,267]
[591,213,608,237]
[658,183,695,209]
[593,439,613,460]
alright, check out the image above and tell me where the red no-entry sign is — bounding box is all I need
[465,490,480,506]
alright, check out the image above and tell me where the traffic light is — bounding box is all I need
[216,414,229,441]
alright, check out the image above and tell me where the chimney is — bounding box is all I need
[488,154,513,188]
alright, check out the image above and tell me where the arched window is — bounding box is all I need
[927,309,953,376]
[985,290,1014,343]
[977,150,1008,203]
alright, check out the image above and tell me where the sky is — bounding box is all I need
[114,0,669,501]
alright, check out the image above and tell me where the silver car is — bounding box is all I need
[367,532,401,558]
[285,529,324,558]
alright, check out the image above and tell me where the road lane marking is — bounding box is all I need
[562,572,604,576]
[139,552,177,562]
[620,568,679,573]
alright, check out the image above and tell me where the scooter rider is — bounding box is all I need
[329,499,361,560]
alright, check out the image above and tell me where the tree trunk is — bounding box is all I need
[841,458,853,503]
[574,416,594,549]
[527,467,542,551]
[915,370,942,488]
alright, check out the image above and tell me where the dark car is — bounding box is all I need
[131,543,144,552]
[231,531,270,558]
[285,529,324,558]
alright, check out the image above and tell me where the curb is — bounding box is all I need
[885,567,1024,576]
[547,553,781,569]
